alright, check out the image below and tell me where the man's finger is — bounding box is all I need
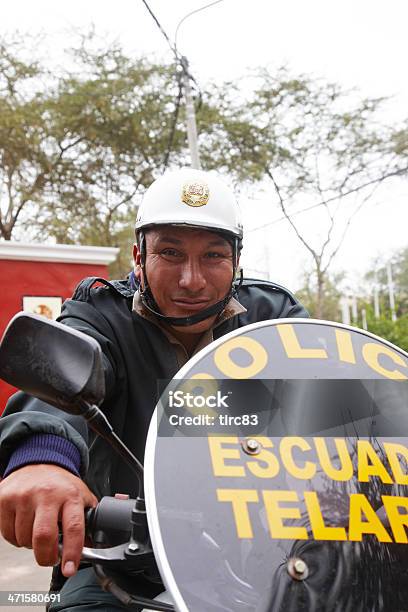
[0,502,17,546]
[32,505,59,566]
[14,506,35,548]
[60,500,86,577]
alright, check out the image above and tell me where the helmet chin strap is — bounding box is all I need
[138,231,242,327]
[141,289,233,327]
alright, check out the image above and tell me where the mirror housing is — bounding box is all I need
[0,312,105,413]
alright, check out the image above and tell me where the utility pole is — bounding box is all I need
[340,296,351,325]
[181,56,201,170]
[373,271,380,319]
[387,262,397,322]
[361,308,367,330]
[351,294,358,324]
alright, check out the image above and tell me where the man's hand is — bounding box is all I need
[0,464,97,577]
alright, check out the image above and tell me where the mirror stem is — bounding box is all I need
[79,401,144,497]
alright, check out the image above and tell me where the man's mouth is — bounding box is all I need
[172,298,211,311]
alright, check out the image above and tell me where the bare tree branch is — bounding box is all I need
[265,165,319,266]
[250,165,408,233]
[322,180,382,275]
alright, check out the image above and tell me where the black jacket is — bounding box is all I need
[0,276,308,498]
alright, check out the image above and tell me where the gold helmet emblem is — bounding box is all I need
[182,181,210,207]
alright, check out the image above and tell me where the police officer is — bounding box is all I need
[0,168,308,610]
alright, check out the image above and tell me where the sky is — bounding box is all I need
[2,0,408,293]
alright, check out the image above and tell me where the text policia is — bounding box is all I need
[209,324,408,380]
[208,435,408,544]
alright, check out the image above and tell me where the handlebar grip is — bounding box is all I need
[86,496,136,546]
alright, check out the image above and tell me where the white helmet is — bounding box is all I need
[135,168,243,328]
[135,167,243,240]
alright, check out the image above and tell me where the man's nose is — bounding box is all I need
[178,259,207,292]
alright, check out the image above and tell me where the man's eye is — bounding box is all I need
[206,252,230,259]
[161,248,180,257]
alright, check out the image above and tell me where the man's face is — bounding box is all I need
[134,226,235,334]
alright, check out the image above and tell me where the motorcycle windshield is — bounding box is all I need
[145,320,408,612]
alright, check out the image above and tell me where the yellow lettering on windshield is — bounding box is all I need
[362,343,408,380]
[280,437,316,479]
[382,496,408,543]
[246,437,280,479]
[335,329,356,363]
[349,494,392,542]
[277,324,328,359]
[263,490,308,540]
[214,337,268,378]
[357,440,393,484]
[208,436,245,477]
[305,491,347,540]
[217,489,258,538]
[383,442,408,485]
[314,437,354,481]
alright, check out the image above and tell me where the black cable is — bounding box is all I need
[179,55,203,116]
[94,564,174,611]
[139,0,179,60]
[139,1,198,165]
[139,0,205,114]
[139,0,206,159]
[187,69,203,114]
[162,69,183,170]
[192,81,203,114]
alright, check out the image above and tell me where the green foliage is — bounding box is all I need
[0,34,56,239]
[365,247,408,318]
[359,308,408,353]
[35,42,188,251]
[0,32,188,250]
[391,119,408,158]
[357,244,408,352]
[200,68,395,197]
[295,270,345,321]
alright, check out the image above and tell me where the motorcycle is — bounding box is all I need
[1,313,408,611]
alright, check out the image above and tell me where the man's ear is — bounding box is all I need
[133,243,143,282]
[133,243,141,266]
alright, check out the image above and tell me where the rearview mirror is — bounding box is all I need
[0,312,105,413]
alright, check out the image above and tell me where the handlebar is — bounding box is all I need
[77,495,175,611]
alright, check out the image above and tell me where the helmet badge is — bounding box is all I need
[182,181,210,207]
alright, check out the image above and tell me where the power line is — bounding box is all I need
[139,0,179,59]
[139,0,211,101]
[138,1,189,169]
[162,69,183,170]
[139,0,218,167]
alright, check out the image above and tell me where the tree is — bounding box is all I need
[33,37,189,275]
[359,308,408,352]
[2,35,407,286]
[295,269,345,321]
[199,68,408,318]
[0,34,75,240]
[364,246,408,318]
[0,33,192,275]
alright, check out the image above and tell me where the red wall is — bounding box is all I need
[0,259,109,412]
